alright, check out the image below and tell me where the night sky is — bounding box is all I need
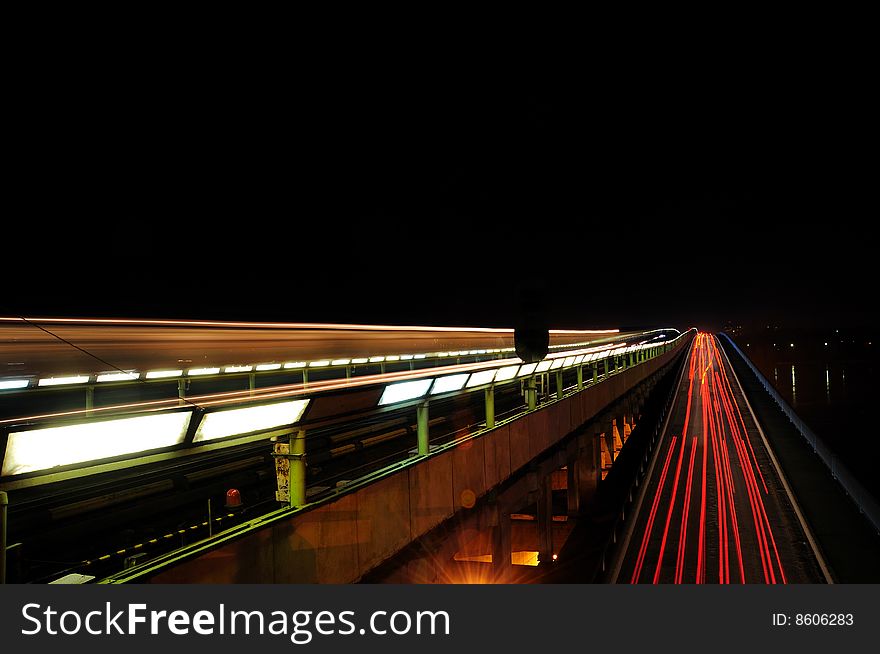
[4,70,875,332]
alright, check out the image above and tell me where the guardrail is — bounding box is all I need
[719,333,880,535]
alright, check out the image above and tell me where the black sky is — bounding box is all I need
[3,63,876,332]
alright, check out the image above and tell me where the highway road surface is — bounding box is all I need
[616,333,827,584]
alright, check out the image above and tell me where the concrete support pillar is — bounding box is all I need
[566,464,579,516]
[556,371,564,400]
[616,411,626,447]
[603,416,616,467]
[417,401,430,455]
[572,430,599,515]
[491,504,512,580]
[594,425,605,485]
[537,474,554,565]
[485,386,495,429]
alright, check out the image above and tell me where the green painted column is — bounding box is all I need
[417,401,430,455]
[249,373,256,394]
[527,376,537,411]
[556,371,564,400]
[593,363,598,383]
[86,386,94,416]
[577,366,583,390]
[290,429,307,508]
[485,386,495,429]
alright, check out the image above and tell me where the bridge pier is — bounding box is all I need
[490,502,512,580]
[567,430,598,516]
[537,473,554,566]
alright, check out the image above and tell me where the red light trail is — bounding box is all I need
[629,333,788,584]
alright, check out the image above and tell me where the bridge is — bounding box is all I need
[0,318,878,584]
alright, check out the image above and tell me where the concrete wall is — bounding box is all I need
[150,347,683,583]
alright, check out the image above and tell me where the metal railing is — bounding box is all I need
[719,333,880,535]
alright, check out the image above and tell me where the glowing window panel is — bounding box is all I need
[188,367,220,376]
[224,365,253,373]
[573,355,585,365]
[400,354,414,360]
[369,356,385,363]
[96,371,140,383]
[517,363,538,377]
[385,355,400,362]
[331,359,351,366]
[466,369,497,388]
[413,354,427,359]
[38,375,90,387]
[511,551,540,567]
[535,360,553,373]
[351,358,369,364]
[194,399,310,443]
[309,360,330,367]
[2,411,192,477]
[563,357,576,368]
[378,379,433,406]
[283,362,306,369]
[0,379,29,390]
[494,365,520,382]
[430,374,470,395]
[550,359,565,370]
[256,363,282,371]
[145,370,182,379]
